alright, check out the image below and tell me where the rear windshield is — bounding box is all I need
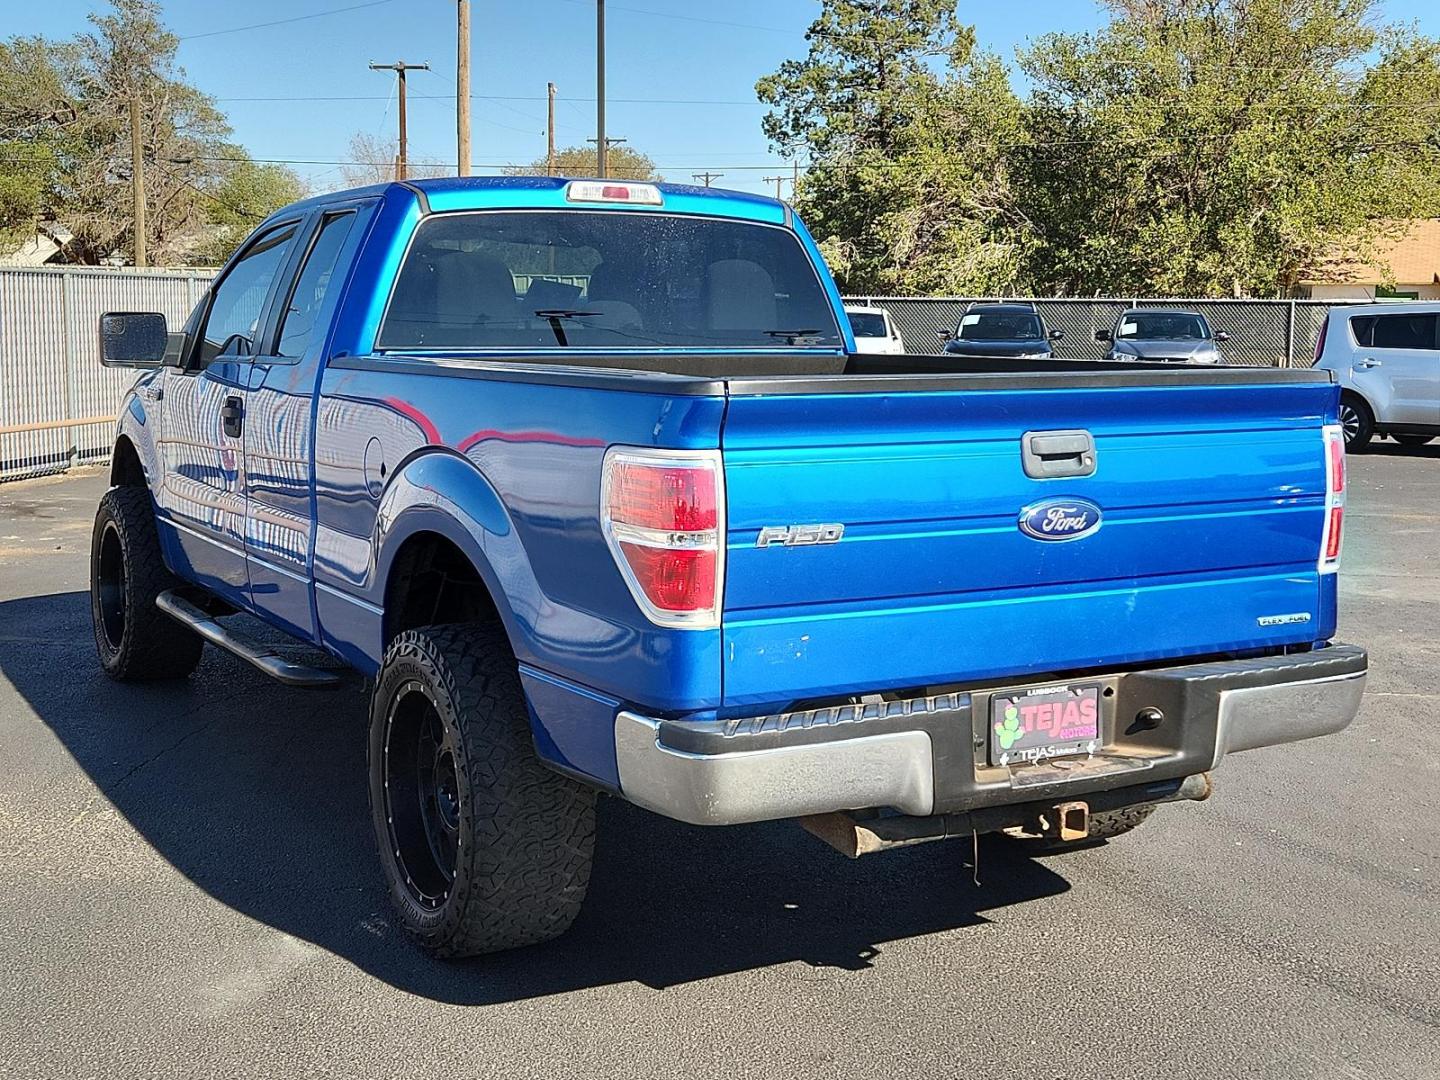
[377,210,843,350]
[957,311,1044,341]
[848,311,889,337]
[1116,312,1208,340]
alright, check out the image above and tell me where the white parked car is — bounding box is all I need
[846,305,905,354]
[1314,302,1440,451]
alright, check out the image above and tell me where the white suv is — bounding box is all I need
[1314,303,1440,451]
[845,305,905,354]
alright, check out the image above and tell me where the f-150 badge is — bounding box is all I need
[756,523,845,548]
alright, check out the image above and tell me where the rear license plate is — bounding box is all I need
[989,684,1101,766]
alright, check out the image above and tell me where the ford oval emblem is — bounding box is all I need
[1018,498,1103,542]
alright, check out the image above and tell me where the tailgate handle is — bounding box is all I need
[1022,429,1096,479]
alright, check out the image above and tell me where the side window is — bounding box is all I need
[1350,316,1375,347]
[276,212,357,357]
[197,223,298,365]
[1371,312,1437,350]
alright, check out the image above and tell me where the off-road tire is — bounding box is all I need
[1339,393,1374,452]
[1014,803,1157,854]
[369,623,597,957]
[90,486,204,681]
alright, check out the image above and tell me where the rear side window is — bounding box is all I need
[277,212,357,357]
[1349,315,1375,347]
[1367,312,1437,350]
[377,211,843,350]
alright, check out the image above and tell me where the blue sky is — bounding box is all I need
[12,0,1440,197]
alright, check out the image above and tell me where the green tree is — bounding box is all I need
[1015,0,1440,296]
[503,144,661,181]
[756,0,1027,294]
[0,1,302,265]
[195,155,307,265]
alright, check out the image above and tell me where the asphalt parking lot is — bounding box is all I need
[1,449,1437,1080]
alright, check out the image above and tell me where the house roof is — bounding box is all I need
[1302,219,1440,285]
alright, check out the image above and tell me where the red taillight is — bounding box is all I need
[1319,424,1345,573]
[1328,431,1346,493]
[1325,507,1344,560]
[614,544,717,612]
[606,460,717,532]
[602,448,724,627]
[1314,315,1329,364]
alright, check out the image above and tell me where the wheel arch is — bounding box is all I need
[372,450,533,659]
[110,434,145,487]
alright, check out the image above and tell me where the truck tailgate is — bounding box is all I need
[719,377,1336,708]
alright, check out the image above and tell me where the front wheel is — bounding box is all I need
[90,487,204,681]
[369,623,597,957]
[1338,395,1375,452]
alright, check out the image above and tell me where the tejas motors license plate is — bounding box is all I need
[989,684,1101,766]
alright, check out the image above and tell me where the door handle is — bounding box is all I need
[1356,358,1382,369]
[221,396,244,439]
[1022,429,1097,479]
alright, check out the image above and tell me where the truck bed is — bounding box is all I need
[330,350,1338,713]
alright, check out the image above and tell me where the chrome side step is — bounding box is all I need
[155,590,344,689]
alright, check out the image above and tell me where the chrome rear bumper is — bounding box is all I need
[614,644,1367,827]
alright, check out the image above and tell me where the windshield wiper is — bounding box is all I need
[534,308,601,347]
[762,328,823,345]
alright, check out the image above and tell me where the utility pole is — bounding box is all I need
[595,0,606,178]
[587,136,625,176]
[370,59,431,181]
[457,1,471,175]
[763,174,786,200]
[692,171,723,188]
[547,82,557,176]
[129,96,147,267]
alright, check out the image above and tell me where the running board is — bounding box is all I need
[155,591,344,689]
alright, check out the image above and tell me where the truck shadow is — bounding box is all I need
[1,590,1071,1006]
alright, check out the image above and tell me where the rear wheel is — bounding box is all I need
[90,487,204,681]
[369,623,597,957]
[1392,434,1435,447]
[1338,394,1374,452]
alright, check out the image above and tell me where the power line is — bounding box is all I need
[178,0,398,41]
[550,0,796,35]
[212,93,766,106]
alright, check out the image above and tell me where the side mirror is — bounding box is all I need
[1215,331,1231,343]
[935,329,952,343]
[100,312,168,367]
[1095,330,1113,342]
[1049,328,1065,341]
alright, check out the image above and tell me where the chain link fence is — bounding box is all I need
[844,296,1354,367]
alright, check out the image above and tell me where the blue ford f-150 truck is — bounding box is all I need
[93,177,1367,957]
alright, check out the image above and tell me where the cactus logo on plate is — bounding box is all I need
[1018,498,1103,542]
